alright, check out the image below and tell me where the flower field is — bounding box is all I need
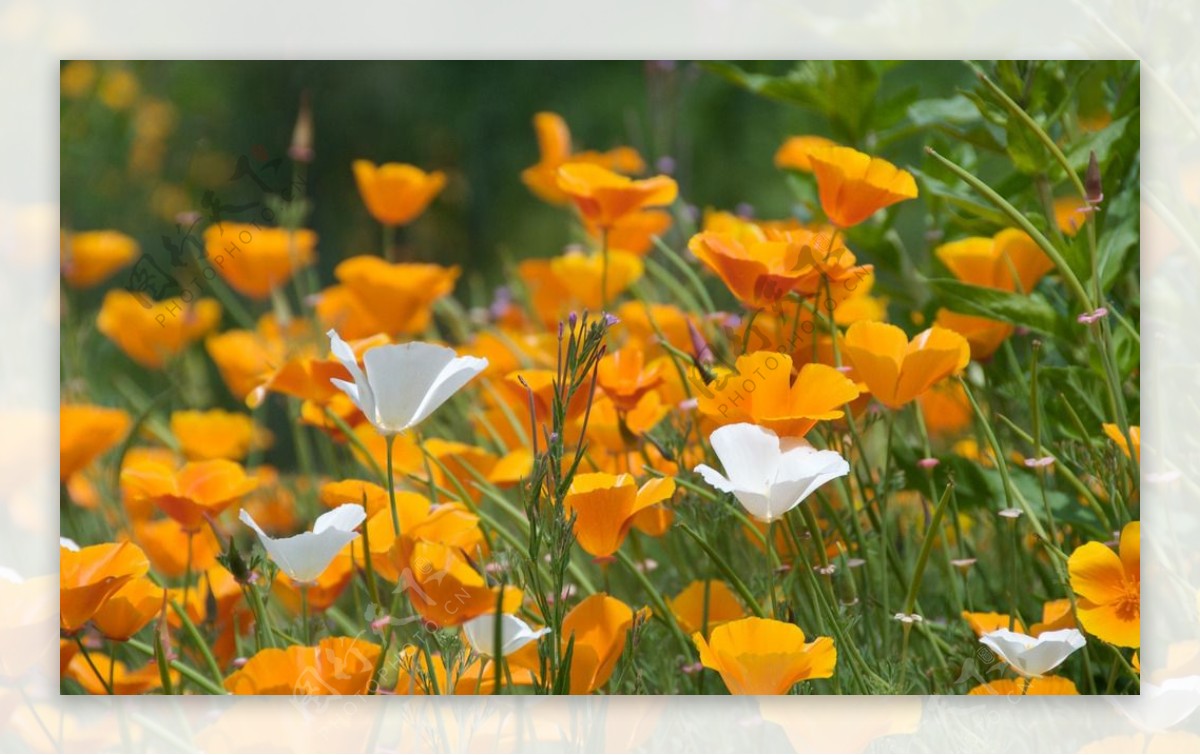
[59,60,1140,696]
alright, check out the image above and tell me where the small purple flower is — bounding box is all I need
[735,202,754,219]
[655,155,676,175]
[603,312,620,328]
[918,457,940,470]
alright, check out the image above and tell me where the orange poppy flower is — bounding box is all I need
[693,617,836,694]
[1103,423,1141,462]
[564,473,676,558]
[392,645,537,695]
[90,576,164,641]
[548,249,644,310]
[121,458,258,532]
[596,346,665,412]
[203,224,317,299]
[583,209,672,256]
[1053,196,1090,237]
[60,404,130,481]
[320,478,391,517]
[774,135,839,172]
[561,594,635,694]
[97,290,221,369]
[352,160,445,226]
[968,676,1079,695]
[170,409,269,461]
[224,636,382,695]
[354,496,435,583]
[556,163,677,230]
[841,322,970,409]
[1068,521,1140,648]
[702,209,804,239]
[1030,599,1077,636]
[204,314,295,401]
[274,549,355,613]
[807,145,918,228]
[66,652,176,695]
[312,283,387,341]
[917,375,973,437]
[668,580,746,636]
[616,301,698,359]
[521,112,645,205]
[391,539,515,628]
[60,541,150,633]
[329,256,460,336]
[132,517,220,578]
[61,230,139,288]
[962,611,1025,637]
[695,352,861,437]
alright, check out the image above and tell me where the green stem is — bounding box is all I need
[126,638,226,695]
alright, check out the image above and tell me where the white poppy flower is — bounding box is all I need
[693,423,850,522]
[462,613,550,658]
[327,329,487,436]
[979,628,1087,678]
[240,503,366,584]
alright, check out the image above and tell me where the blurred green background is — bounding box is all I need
[60,60,973,296]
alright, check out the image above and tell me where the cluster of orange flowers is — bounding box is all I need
[60,103,1138,697]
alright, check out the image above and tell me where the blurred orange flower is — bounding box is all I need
[224,636,381,694]
[203,224,316,299]
[693,617,836,694]
[969,676,1079,695]
[1103,423,1141,462]
[60,404,130,481]
[556,163,677,230]
[61,230,139,288]
[842,322,969,408]
[521,112,644,205]
[97,291,221,369]
[133,517,220,578]
[121,458,258,532]
[808,145,918,228]
[90,576,164,641]
[352,160,445,226]
[328,256,460,336]
[668,580,746,636]
[170,409,270,461]
[66,652,175,695]
[774,135,838,172]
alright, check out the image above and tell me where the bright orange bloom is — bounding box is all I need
[203,224,317,298]
[170,409,269,461]
[563,473,675,558]
[61,230,139,288]
[702,209,804,239]
[352,160,445,226]
[97,290,221,369]
[521,112,644,205]
[393,645,536,695]
[584,208,672,256]
[204,314,295,401]
[328,256,460,337]
[596,346,664,412]
[60,404,130,480]
[548,249,644,310]
[224,636,382,695]
[1069,521,1140,648]
[696,352,861,437]
[934,230,1055,358]
[842,322,970,409]
[1054,196,1090,237]
[968,676,1079,695]
[391,539,516,628]
[556,163,677,229]
[668,580,746,636]
[320,479,390,517]
[693,617,836,694]
[962,611,1025,637]
[808,145,918,228]
[121,458,258,532]
[66,652,175,694]
[1103,423,1141,462]
[90,576,164,641]
[60,541,150,633]
[917,377,973,437]
[354,495,436,583]
[774,135,838,172]
[132,517,220,578]
[1030,599,1077,636]
[616,301,699,360]
[274,549,355,613]
[561,594,635,694]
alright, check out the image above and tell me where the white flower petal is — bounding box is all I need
[980,628,1086,678]
[327,329,376,420]
[313,503,367,534]
[707,423,780,494]
[407,355,489,428]
[240,504,365,584]
[462,613,551,657]
[361,342,487,433]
